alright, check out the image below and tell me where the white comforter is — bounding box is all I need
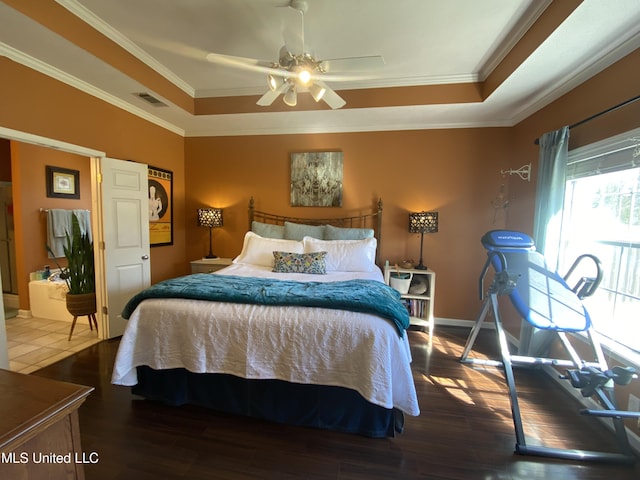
[111,263,420,416]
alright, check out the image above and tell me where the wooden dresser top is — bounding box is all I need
[0,368,93,452]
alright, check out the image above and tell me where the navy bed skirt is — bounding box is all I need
[133,366,403,438]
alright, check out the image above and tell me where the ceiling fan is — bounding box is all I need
[205,0,384,109]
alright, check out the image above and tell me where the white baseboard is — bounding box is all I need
[17,309,32,318]
[433,317,492,329]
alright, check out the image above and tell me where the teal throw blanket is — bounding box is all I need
[122,274,410,337]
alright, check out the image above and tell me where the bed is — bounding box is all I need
[111,198,420,437]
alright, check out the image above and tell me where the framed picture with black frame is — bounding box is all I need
[46,165,80,199]
[148,166,173,246]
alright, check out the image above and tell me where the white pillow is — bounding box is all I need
[234,231,304,267]
[303,236,377,272]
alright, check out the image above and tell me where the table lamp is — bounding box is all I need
[197,208,223,258]
[408,211,438,270]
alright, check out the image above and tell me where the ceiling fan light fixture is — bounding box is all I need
[297,68,312,85]
[207,0,383,111]
[309,83,326,102]
[283,86,297,106]
[267,74,283,91]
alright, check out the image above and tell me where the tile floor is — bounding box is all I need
[5,315,102,373]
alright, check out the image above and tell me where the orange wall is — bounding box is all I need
[0,57,186,307]
[10,143,92,309]
[185,128,512,321]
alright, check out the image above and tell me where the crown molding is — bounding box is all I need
[55,0,195,97]
[477,0,552,81]
[185,119,509,137]
[184,111,510,138]
[509,29,640,126]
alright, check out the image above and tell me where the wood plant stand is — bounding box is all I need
[66,293,98,341]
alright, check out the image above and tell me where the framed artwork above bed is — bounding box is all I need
[290,151,343,207]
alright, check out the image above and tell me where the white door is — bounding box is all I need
[99,157,150,338]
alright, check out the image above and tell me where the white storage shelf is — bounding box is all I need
[384,266,435,332]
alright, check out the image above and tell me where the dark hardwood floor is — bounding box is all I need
[33,326,639,479]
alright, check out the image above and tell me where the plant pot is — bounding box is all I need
[66,292,97,316]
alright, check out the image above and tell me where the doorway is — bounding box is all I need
[0,181,18,319]
[0,127,106,370]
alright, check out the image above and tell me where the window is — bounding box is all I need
[557,129,640,353]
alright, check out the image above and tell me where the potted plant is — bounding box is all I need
[46,213,96,318]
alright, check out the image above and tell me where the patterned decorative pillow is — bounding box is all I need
[272,251,327,274]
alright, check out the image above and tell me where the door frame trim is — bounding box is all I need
[0,127,105,157]
[0,126,109,337]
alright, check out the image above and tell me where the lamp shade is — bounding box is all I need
[197,208,223,228]
[409,211,438,234]
[309,83,326,102]
[267,74,283,91]
[283,86,297,106]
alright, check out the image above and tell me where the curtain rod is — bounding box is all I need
[534,94,640,145]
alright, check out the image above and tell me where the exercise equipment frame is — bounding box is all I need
[460,231,639,464]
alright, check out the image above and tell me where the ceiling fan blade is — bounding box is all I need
[320,55,385,73]
[314,80,345,110]
[206,52,276,75]
[256,81,290,106]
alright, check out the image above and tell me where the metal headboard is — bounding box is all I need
[248,197,384,265]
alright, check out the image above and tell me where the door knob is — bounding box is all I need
[141,255,149,260]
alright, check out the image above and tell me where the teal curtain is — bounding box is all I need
[521,126,569,356]
[533,126,570,272]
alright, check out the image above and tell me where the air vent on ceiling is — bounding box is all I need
[134,92,168,107]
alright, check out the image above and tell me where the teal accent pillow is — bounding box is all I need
[324,224,374,240]
[283,221,325,240]
[272,251,327,274]
[251,221,285,239]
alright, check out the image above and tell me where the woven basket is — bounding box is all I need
[66,292,97,316]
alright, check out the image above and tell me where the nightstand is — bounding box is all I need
[190,257,233,274]
[384,266,436,333]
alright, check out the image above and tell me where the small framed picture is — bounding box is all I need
[46,165,80,199]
